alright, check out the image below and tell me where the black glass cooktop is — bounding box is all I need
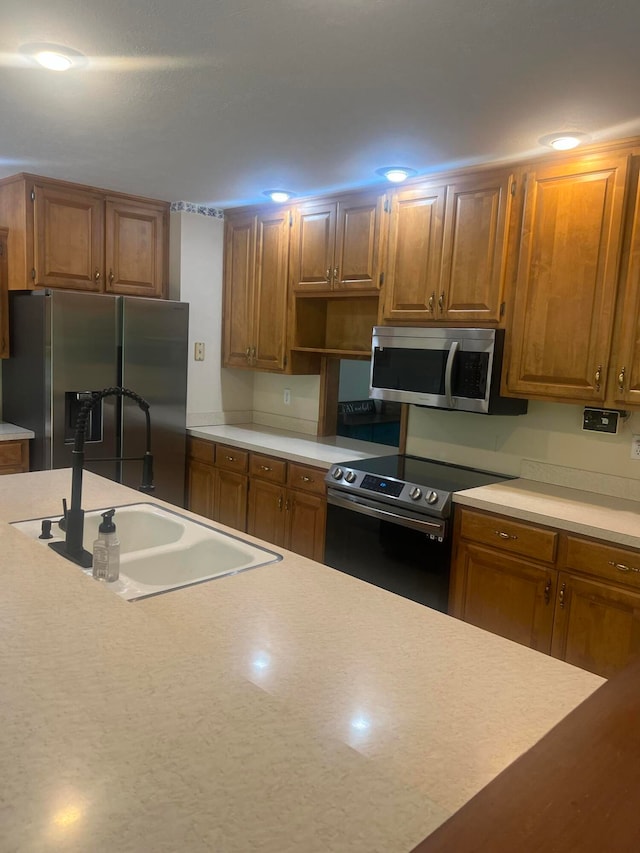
[339,455,514,492]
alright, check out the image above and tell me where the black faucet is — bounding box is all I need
[49,386,154,568]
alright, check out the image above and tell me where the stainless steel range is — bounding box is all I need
[324,455,513,611]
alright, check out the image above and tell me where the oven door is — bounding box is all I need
[324,488,451,612]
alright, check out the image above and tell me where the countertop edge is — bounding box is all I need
[0,423,35,441]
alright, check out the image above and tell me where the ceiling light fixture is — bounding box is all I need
[539,132,589,151]
[262,190,295,203]
[20,43,87,72]
[376,167,417,183]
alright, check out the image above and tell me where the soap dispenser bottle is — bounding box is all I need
[92,509,120,582]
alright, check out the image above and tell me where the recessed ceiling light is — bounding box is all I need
[376,167,417,183]
[539,132,589,151]
[20,43,87,71]
[262,190,295,203]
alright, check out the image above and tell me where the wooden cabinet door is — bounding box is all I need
[33,182,104,291]
[252,209,289,371]
[285,490,326,562]
[333,192,384,292]
[451,543,555,653]
[611,163,640,407]
[105,200,165,297]
[552,572,640,678]
[247,478,286,547]
[382,183,446,321]
[214,469,248,531]
[0,228,8,358]
[187,460,216,520]
[439,170,513,323]
[506,155,629,402]
[223,213,255,368]
[290,201,336,292]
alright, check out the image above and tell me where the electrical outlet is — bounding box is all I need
[194,342,205,361]
[283,388,291,406]
[631,435,640,460]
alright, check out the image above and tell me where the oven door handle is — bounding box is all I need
[327,489,445,536]
[444,340,459,409]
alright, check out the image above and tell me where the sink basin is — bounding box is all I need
[11,502,282,600]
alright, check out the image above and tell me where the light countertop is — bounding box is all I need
[187,423,395,468]
[0,469,603,852]
[0,421,34,440]
[454,478,640,550]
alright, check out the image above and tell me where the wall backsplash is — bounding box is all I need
[406,401,640,502]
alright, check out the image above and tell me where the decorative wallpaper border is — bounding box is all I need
[170,201,224,219]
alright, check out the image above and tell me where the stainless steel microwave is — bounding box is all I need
[369,327,528,415]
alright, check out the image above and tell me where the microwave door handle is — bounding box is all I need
[444,340,459,408]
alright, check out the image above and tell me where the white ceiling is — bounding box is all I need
[2,0,639,208]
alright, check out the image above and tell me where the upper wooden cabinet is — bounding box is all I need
[0,227,9,358]
[223,207,290,371]
[382,168,514,324]
[505,154,629,403]
[0,173,169,298]
[290,192,385,294]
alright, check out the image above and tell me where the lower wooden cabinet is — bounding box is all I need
[187,439,326,562]
[0,439,30,474]
[451,507,640,678]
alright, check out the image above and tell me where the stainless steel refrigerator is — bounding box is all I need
[2,290,189,507]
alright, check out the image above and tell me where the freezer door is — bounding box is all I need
[119,297,188,507]
[50,291,119,477]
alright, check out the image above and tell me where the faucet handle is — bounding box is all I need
[58,498,68,531]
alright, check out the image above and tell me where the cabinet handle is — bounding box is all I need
[618,367,626,392]
[301,475,313,483]
[333,266,339,282]
[325,268,331,283]
[544,578,551,605]
[251,346,256,363]
[108,269,114,284]
[608,560,640,574]
[559,582,566,608]
[285,499,291,511]
[277,495,283,511]
[438,292,445,312]
[428,292,435,313]
[259,465,272,472]
[225,455,235,462]
[245,347,251,362]
[94,269,101,281]
[494,530,518,541]
[594,364,602,392]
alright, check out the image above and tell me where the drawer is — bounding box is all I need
[187,437,215,465]
[287,462,326,496]
[562,535,640,589]
[0,440,28,472]
[459,509,558,564]
[215,444,249,473]
[250,453,287,484]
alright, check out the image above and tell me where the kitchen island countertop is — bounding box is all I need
[1,469,604,852]
[0,421,34,440]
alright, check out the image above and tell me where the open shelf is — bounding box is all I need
[293,294,378,358]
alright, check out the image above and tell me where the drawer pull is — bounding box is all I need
[494,530,518,540]
[259,465,272,472]
[559,582,566,608]
[544,578,551,605]
[225,455,235,462]
[608,560,640,574]
[301,475,313,483]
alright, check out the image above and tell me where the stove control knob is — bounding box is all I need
[409,487,422,501]
[345,470,357,484]
[426,490,439,505]
[332,467,344,480]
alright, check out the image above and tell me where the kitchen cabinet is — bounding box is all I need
[451,507,640,678]
[505,153,629,403]
[289,192,385,294]
[0,227,8,358]
[381,168,514,324]
[186,438,248,531]
[0,173,169,297]
[247,453,326,562]
[0,439,30,474]
[223,208,290,371]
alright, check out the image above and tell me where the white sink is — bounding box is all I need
[11,502,282,600]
